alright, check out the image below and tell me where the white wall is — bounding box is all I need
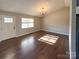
[0,7,69,41]
[15,16,41,37]
[0,11,41,41]
[42,7,69,35]
[0,15,2,39]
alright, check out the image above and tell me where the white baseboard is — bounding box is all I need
[41,29,69,36]
[0,30,41,42]
[0,38,9,42]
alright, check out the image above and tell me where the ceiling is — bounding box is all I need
[0,0,70,17]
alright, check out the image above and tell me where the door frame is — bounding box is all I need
[1,15,16,40]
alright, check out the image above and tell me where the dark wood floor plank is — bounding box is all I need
[0,31,69,59]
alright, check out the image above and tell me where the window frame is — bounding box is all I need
[21,17,34,29]
[4,16,14,23]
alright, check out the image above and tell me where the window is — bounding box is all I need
[4,17,13,23]
[21,18,34,29]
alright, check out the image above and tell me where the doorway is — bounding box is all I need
[1,15,16,40]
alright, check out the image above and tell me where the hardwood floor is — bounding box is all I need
[0,31,69,59]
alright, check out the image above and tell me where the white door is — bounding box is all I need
[2,15,16,40]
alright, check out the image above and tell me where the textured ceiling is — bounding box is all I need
[0,0,70,16]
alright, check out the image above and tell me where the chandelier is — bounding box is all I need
[40,7,46,15]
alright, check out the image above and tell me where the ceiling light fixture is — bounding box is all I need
[40,7,46,16]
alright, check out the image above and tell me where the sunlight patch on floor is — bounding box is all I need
[39,34,59,45]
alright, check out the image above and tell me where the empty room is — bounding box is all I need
[0,0,70,59]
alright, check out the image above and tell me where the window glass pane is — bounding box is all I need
[22,18,34,22]
[28,23,34,27]
[4,18,8,22]
[22,23,28,28]
[21,18,34,29]
[4,17,13,23]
